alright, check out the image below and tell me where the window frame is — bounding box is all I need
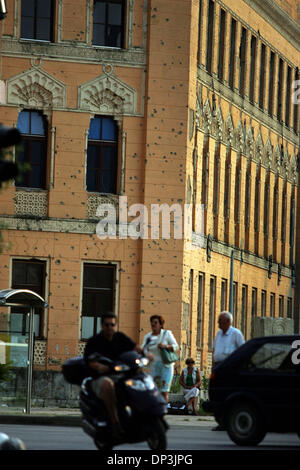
[86,116,119,194]
[20,0,55,42]
[81,263,116,340]
[16,110,48,190]
[92,0,125,48]
[11,259,46,339]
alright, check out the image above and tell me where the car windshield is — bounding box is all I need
[247,342,297,372]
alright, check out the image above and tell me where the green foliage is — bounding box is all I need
[0,362,12,382]
[170,374,181,393]
[201,374,209,391]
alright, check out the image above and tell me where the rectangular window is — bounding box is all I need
[11,259,46,338]
[241,285,247,335]
[268,51,275,115]
[232,282,238,323]
[285,66,292,127]
[293,68,299,133]
[16,110,47,189]
[239,27,247,96]
[217,9,226,80]
[289,195,295,266]
[21,0,54,41]
[287,297,293,318]
[196,273,205,347]
[81,263,116,339]
[279,295,284,318]
[261,290,266,316]
[249,35,257,104]
[229,18,237,89]
[220,279,227,312]
[259,43,266,109]
[197,0,203,64]
[251,288,257,317]
[86,116,118,193]
[270,293,275,317]
[277,58,284,121]
[92,0,125,48]
[208,276,216,348]
[206,0,215,74]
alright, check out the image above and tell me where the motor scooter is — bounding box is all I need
[63,349,168,450]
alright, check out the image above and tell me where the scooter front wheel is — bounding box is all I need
[94,438,112,451]
[146,417,167,450]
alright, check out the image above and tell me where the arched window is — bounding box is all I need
[16,110,47,189]
[86,116,118,193]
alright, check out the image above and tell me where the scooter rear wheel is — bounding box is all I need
[146,417,167,450]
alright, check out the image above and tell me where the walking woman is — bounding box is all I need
[141,315,179,403]
[179,358,201,415]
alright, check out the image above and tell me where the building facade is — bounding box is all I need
[0,0,299,375]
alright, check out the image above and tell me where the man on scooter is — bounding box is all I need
[84,311,144,441]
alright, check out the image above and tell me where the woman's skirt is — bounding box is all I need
[183,387,199,402]
[149,360,174,392]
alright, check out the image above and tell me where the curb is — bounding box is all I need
[0,413,215,427]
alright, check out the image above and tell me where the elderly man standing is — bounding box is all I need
[213,311,245,367]
[212,311,245,430]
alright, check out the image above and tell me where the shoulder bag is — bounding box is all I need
[159,330,179,364]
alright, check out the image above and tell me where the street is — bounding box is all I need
[0,423,299,450]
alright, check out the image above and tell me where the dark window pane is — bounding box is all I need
[108,4,122,25]
[101,146,115,170]
[31,141,45,164]
[102,118,116,140]
[92,24,105,45]
[36,18,51,41]
[17,111,30,134]
[84,265,114,288]
[88,118,101,140]
[101,171,115,193]
[22,0,35,17]
[87,145,100,168]
[37,0,52,18]
[94,2,106,22]
[30,112,45,135]
[107,25,121,47]
[21,17,35,39]
[10,313,24,334]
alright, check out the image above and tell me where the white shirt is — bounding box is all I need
[141,329,179,366]
[213,326,245,363]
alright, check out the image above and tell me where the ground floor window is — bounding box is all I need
[11,259,46,338]
[81,263,116,339]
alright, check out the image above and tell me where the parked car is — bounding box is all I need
[203,335,300,446]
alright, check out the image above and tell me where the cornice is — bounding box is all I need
[242,0,300,51]
[1,38,146,67]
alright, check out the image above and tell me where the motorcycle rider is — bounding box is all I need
[84,311,145,441]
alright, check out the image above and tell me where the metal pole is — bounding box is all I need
[26,307,34,414]
[229,250,234,315]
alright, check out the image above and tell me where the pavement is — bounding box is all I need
[0,406,216,427]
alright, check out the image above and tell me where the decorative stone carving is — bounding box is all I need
[14,190,48,217]
[264,138,273,169]
[202,98,212,134]
[34,340,46,365]
[255,132,264,164]
[245,127,254,159]
[235,121,245,153]
[214,106,224,141]
[87,193,119,220]
[7,67,66,109]
[78,68,137,115]
[195,92,202,130]
[289,154,298,184]
[225,114,234,146]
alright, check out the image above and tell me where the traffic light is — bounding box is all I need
[0,124,21,184]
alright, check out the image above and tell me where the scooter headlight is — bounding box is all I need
[125,376,155,391]
[114,364,130,372]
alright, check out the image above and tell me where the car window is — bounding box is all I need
[246,342,298,372]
